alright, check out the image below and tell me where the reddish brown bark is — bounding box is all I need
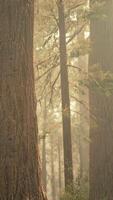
[0,1,46,199]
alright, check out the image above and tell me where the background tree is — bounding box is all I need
[57,0,73,189]
[42,96,47,192]
[89,0,113,199]
[35,0,89,198]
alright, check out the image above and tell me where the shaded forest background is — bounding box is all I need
[0,0,113,200]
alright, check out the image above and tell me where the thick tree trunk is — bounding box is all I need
[89,1,113,199]
[0,1,46,199]
[57,0,73,189]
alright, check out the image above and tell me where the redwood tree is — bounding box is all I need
[89,0,113,199]
[0,1,46,199]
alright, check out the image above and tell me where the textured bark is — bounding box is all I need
[57,0,73,189]
[89,1,113,199]
[0,1,46,199]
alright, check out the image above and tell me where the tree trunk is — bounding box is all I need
[58,136,62,197]
[50,134,56,200]
[57,0,73,190]
[42,98,47,192]
[0,1,46,199]
[42,138,47,193]
[89,1,113,199]
[78,44,89,179]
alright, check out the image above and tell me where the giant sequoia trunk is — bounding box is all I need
[57,0,73,189]
[89,1,113,199]
[0,1,46,199]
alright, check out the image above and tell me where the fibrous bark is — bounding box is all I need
[0,1,46,199]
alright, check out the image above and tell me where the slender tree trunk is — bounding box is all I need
[89,1,113,199]
[42,138,47,192]
[58,136,62,197]
[50,134,56,200]
[42,98,47,192]
[57,0,73,189]
[78,133,83,179]
[0,1,46,199]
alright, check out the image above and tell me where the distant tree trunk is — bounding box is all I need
[50,134,56,200]
[42,138,46,192]
[57,0,73,189]
[42,98,47,192]
[78,133,83,178]
[89,1,113,199]
[58,136,62,196]
[0,1,46,199]
[78,36,89,179]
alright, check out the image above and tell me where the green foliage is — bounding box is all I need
[60,176,88,200]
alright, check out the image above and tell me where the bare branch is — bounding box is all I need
[49,70,61,104]
[67,23,86,44]
[67,64,81,71]
[36,65,58,81]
